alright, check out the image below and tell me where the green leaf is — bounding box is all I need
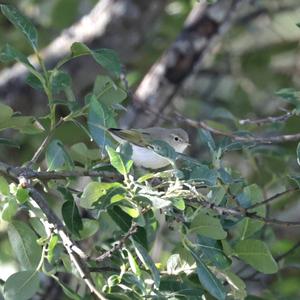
[80,181,121,209]
[25,73,44,90]
[70,42,121,75]
[62,201,83,236]
[190,212,227,240]
[189,247,226,300]
[199,129,216,153]
[197,236,231,269]
[124,248,141,276]
[93,75,127,105]
[0,103,13,123]
[150,140,177,162]
[3,270,40,300]
[0,138,20,148]
[106,145,133,175]
[50,70,71,94]
[178,158,217,186]
[0,176,10,195]
[234,239,278,274]
[0,116,44,134]
[0,4,38,50]
[46,139,73,171]
[237,184,266,239]
[1,198,18,222]
[47,234,58,263]
[16,188,29,203]
[108,206,148,248]
[70,143,99,164]
[55,279,82,300]
[76,218,99,240]
[0,44,34,68]
[70,42,90,57]
[160,277,204,298]
[87,97,116,150]
[207,186,226,205]
[132,240,160,288]
[222,271,246,300]
[92,48,121,76]
[172,197,185,211]
[119,202,139,218]
[29,217,47,238]
[8,220,42,269]
[138,194,171,209]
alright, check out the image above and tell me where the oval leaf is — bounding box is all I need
[0,4,38,50]
[87,97,116,150]
[80,181,121,209]
[189,247,226,300]
[190,212,227,240]
[234,239,278,274]
[8,220,42,269]
[62,201,83,236]
[4,270,40,300]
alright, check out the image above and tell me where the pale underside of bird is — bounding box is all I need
[108,127,190,169]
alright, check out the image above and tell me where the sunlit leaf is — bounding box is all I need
[106,144,133,175]
[0,176,9,195]
[80,181,121,209]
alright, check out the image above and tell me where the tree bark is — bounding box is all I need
[121,0,247,128]
[0,0,168,114]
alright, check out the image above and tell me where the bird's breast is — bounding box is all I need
[131,145,170,169]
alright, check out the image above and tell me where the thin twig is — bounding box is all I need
[187,198,300,227]
[239,111,294,126]
[176,113,300,144]
[275,240,300,262]
[28,187,106,300]
[247,188,298,210]
[93,222,139,262]
[28,117,65,166]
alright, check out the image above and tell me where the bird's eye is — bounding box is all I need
[174,136,179,142]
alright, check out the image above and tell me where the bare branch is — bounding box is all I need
[27,117,65,167]
[93,222,139,262]
[175,112,300,144]
[247,188,299,210]
[239,111,294,126]
[188,198,300,227]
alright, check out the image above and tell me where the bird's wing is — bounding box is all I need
[108,128,150,147]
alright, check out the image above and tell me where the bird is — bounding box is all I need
[108,127,189,169]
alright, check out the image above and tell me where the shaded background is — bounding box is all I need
[0,0,300,298]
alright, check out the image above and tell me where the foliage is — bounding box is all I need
[0,3,300,300]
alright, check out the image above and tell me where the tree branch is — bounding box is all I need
[175,112,300,144]
[93,221,138,262]
[247,188,299,210]
[121,0,247,128]
[187,198,300,227]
